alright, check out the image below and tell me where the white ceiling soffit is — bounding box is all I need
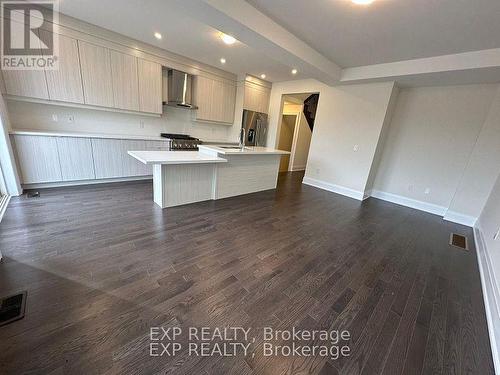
[175,0,342,85]
[341,48,500,86]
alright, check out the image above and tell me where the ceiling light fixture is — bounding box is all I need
[352,0,375,5]
[154,32,162,40]
[260,74,266,79]
[291,69,298,75]
[220,58,226,64]
[220,33,236,45]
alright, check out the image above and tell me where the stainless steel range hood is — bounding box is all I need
[163,69,197,109]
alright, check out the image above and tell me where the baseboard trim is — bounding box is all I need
[22,176,152,189]
[289,165,306,172]
[302,177,365,201]
[444,210,477,227]
[370,190,447,216]
[0,194,11,223]
[473,227,500,374]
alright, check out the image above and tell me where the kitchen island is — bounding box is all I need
[128,145,289,208]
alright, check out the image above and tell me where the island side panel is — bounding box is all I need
[214,154,281,199]
[153,164,215,208]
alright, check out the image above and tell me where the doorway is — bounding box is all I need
[278,114,297,172]
[276,93,318,173]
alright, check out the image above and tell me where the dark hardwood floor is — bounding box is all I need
[0,172,494,374]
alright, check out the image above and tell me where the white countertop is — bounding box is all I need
[128,151,227,165]
[10,129,171,142]
[198,145,290,155]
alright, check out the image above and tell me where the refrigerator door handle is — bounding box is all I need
[256,123,260,146]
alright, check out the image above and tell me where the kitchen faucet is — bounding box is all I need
[239,128,246,151]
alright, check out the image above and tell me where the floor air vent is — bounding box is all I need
[450,233,469,251]
[0,291,27,326]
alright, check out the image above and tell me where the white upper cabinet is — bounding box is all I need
[137,58,162,114]
[43,32,84,104]
[194,75,236,124]
[78,40,115,108]
[1,19,49,100]
[2,68,49,100]
[194,75,214,122]
[244,81,271,114]
[110,50,140,111]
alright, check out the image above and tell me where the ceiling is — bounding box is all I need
[58,0,296,82]
[246,0,500,68]
[58,0,500,86]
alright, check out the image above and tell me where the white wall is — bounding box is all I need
[268,79,398,199]
[476,173,500,374]
[6,99,242,143]
[0,95,22,196]
[373,84,499,214]
[446,85,500,223]
[291,112,312,171]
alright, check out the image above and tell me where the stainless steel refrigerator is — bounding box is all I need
[241,109,268,147]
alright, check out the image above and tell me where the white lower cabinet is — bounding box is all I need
[91,138,153,179]
[13,135,62,183]
[12,134,169,185]
[57,137,95,181]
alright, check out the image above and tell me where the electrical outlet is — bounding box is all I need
[67,115,75,123]
[408,184,414,192]
[494,228,500,241]
[139,120,145,129]
[424,188,430,194]
[51,114,58,122]
[316,168,320,175]
[353,144,359,152]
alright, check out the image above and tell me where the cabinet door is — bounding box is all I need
[2,68,49,99]
[0,71,5,94]
[212,79,227,123]
[194,75,214,122]
[122,140,149,176]
[56,137,95,181]
[12,135,62,183]
[44,33,84,104]
[244,83,270,114]
[146,140,170,150]
[110,50,139,111]
[78,41,114,108]
[221,81,236,124]
[258,87,271,114]
[91,138,124,179]
[137,59,162,114]
[1,19,49,100]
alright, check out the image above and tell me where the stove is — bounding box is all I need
[160,133,202,151]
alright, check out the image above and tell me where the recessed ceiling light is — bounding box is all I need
[260,74,266,79]
[352,0,375,4]
[220,58,226,64]
[291,69,298,75]
[220,33,236,45]
[154,32,162,40]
